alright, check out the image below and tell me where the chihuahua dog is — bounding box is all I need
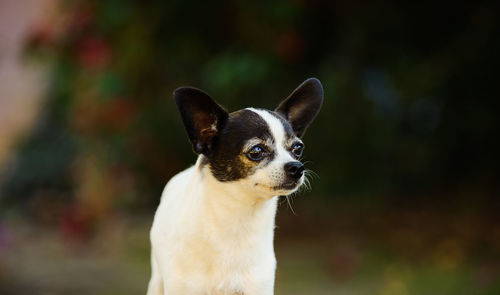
[147,78,323,295]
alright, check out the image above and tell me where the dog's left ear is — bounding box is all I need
[276,78,323,137]
[174,87,228,155]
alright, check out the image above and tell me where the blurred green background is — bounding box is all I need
[0,0,499,294]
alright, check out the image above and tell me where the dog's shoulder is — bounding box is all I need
[160,165,195,203]
[151,165,196,239]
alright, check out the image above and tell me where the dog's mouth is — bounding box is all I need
[254,178,303,193]
[272,181,300,191]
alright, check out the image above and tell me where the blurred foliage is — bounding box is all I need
[1,0,500,218]
[0,1,499,294]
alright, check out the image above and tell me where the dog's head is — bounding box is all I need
[174,78,323,197]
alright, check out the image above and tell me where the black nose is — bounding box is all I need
[285,161,304,179]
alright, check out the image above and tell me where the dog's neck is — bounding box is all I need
[193,155,278,240]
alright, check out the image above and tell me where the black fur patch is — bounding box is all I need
[207,109,275,182]
[174,87,228,155]
[275,78,323,138]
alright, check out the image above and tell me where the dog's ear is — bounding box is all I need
[174,87,228,155]
[276,78,323,137]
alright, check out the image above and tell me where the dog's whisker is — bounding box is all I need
[300,172,313,192]
[303,180,311,192]
[285,195,297,215]
[304,169,319,180]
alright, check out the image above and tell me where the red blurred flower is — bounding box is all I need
[71,100,99,134]
[77,36,111,69]
[66,3,93,35]
[274,30,305,63]
[98,98,135,131]
[59,203,93,246]
[26,22,56,49]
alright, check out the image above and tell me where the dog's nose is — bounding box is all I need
[284,161,304,179]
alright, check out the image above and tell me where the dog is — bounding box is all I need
[147,78,323,295]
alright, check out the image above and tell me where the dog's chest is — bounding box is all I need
[151,166,277,294]
[163,209,277,294]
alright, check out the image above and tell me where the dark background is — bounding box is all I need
[0,0,499,294]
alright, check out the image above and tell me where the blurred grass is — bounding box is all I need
[1,197,499,294]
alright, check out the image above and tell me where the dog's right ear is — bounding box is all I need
[174,87,228,155]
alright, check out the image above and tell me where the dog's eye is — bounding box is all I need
[291,143,304,158]
[247,145,267,161]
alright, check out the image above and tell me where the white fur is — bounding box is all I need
[147,110,303,295]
